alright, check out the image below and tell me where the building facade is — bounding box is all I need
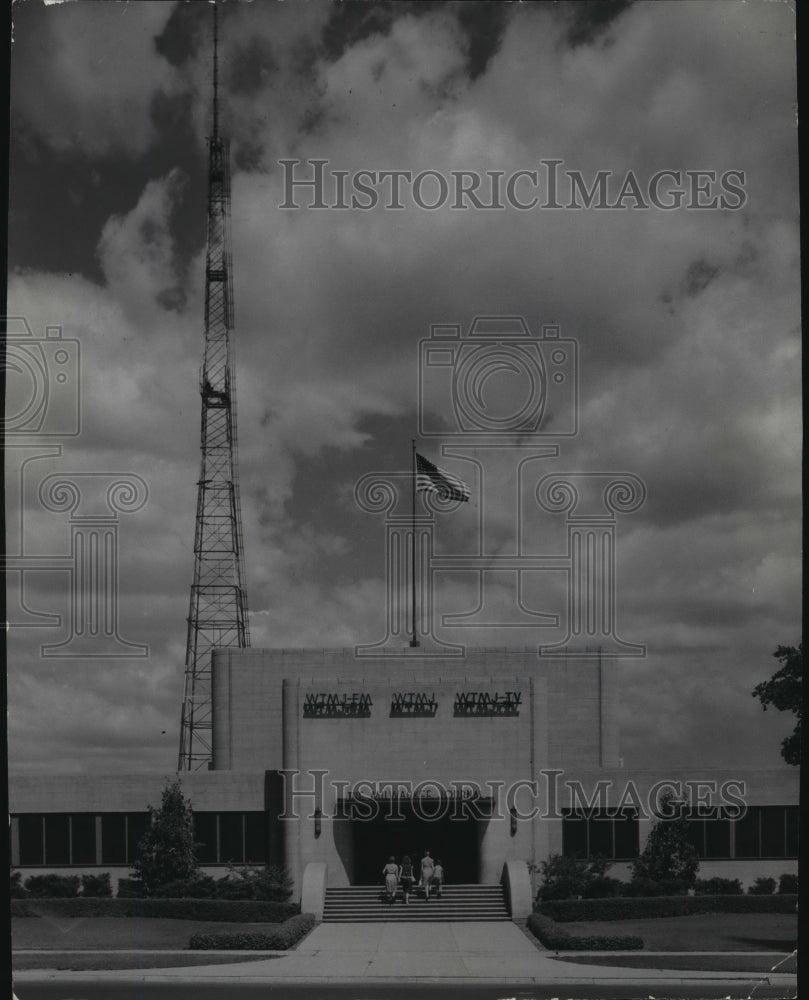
[9,646,799,899]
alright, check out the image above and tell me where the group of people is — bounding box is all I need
[382,850,444,904]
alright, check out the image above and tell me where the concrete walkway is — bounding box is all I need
[14,921,798,989]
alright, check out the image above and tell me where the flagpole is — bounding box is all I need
[410,438,419,647]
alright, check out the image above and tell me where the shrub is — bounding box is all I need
[10,871,28,899]
[189,913,316,950]
[624,877,688,897]
[24,874,81,898]
[631,792,699,886]
[11,896,300,921]
[117,878,145,898]
[536,854,614,901]
[214,864,294,901]
[694,877,743,896]
[748,877,777,895]
[133,779,199,895]
[582,876,624,899]
[526,912,643,951]
[778,873,798,894]
[538,893,798,922]
[81,873,112,898]
[151,875,217,899]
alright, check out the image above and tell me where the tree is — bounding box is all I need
[752,643,802,766]
[132,780,198,895]
[632,792,699,885]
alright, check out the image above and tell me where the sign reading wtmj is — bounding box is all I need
[390,692,438,716]
[454,691,522,716]
[303,693,372,717]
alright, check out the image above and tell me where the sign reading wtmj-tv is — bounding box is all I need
[301,691,522,718]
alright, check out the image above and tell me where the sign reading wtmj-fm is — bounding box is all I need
[454,691,522,716]
[303,693,372,717]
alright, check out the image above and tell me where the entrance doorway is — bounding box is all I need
[348,800,483,885]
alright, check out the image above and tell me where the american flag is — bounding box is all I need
[416,453,471,502]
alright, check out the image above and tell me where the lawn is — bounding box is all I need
[551,953,797,974]
[553,912,798,952]
[13,917,281,951]
[12,953,277,972]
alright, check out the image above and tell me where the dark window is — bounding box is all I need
[562,810,639,861]
[18,815,44,866]
[71,814,96,865]
[684,818,705,857]
[588,816,613,859]
[733,808,760,858]
[704,818,731,859]
[127,813,150,865]
[194,813,218,864]
[562,813,588,858]
[786,807,799,857]
[244,813,267,863]
[101,814,127,864]
[613,811,640,860]
[760,807,786,858]
[45,814,70,865]
[219,813,244,863]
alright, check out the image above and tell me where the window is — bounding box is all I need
[562,809,639,860]
[101,814,127,864]
[244,813,267,863]
[71,814,96,865]
[219,813,243,864]
[732,806,799,860]
[194,813,218,865]
[685,809,731,859]
[18,815,44,866]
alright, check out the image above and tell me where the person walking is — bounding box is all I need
[399,854,415,904]
[420,849,435,900]
[431,859,445,898]
[382,855,399,904]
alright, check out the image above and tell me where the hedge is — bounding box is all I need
[538,893,799,923]
[23,874,81,898]
[527,912,643,951]
[10,897,300,922]
[189,913,316,951]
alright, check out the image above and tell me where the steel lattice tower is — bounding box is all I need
[179,3,250,771]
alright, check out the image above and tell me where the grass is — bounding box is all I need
[13,917,281,952]
[12,953,279,972]
[551,953,797,974]
[546,912,798,952]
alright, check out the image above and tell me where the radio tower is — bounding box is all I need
[179,2,250,771]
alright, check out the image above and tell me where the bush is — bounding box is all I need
[214,864,294,902]
[582,876,624,899]
[133,780,199,896]
[748,877,777,895]
[536,854,614,902]
[624,877,688,897]
[631,792,699,886]
[81,873,112,898]
[693,877,743,896]
[189,913,316,950]
[24,874,81,898]
[117,878,145,898]
[10,871,28,899]
[10,896,300,921]
[526,912,643,951]
[150,875,217,899]
[778,873,798,894]
[538,893,798,922]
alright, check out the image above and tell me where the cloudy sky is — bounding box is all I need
[6,0,800,777]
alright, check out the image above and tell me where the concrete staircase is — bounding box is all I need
[323,883,510,922]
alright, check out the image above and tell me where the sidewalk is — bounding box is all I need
[14,920,798,989]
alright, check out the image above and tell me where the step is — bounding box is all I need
[323,883,510,922]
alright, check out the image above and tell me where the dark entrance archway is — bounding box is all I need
[347,798,487,885]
